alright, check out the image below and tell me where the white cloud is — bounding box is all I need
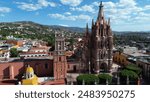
[0,7,11,13]
[64,12,71,15]
[144,5,150,10]
[49,2,57,7]
[48,13,91,21]
[71,5,95,13]
[38,0,56,7]
[0,7,11,17]
[103,2,116,8]
[60,0,83,6]
[101,0,146,23]
[16,0,56,11]
[38,0,49,7]
[85,0,149,31]
[92,1,99,6]
[118,0,136,7]
[78,14,91,21]
[16,2,41,11]
[59,24,69,27]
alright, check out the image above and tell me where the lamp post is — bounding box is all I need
[126,76,129,85]
[82,80,85,85]
[89,61,91,74]
[117,72,120,85]
[94,80,97,85]
[106,79,109,85]
[117,75,120,85]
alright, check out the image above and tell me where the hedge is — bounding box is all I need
[98,74,112,84]
[121,69,138,79]
[126,64,141,74]
[76,74,99,85]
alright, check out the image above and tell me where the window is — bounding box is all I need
[73,65,77,72]
[59,57,61,61]
[45,63,48,69]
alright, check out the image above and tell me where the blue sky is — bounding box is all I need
[0,0,150,31]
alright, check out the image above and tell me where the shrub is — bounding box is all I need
[76,74,98,85]
[98,74,112,84]
[126,64,141,74]
[10,48,19,57]
[121,69,138,79]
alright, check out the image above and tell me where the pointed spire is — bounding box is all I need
[108,18,110,26]
[92,19,94,26]
[97,1,104,21]
[86,23,89,34]
[86,23,88,30]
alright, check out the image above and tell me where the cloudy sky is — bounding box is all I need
[0,0,150,31]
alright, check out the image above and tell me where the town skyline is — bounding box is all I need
[0,0,150,31]
[0,0,149,85]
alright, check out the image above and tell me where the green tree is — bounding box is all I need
[76,74,99,85]
[98,74,112,84]
[120,64,140,85]
[125,64,141,75]
[120,69,138,79]
[10,48,19,57]
[68,37,75,45]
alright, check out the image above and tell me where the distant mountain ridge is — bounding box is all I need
[0,21,150,36]
[0,21,86,34]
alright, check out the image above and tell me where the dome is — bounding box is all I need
[26,66,34,73]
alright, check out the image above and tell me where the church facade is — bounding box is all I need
[0,33,68,85]
[83,2,113,73]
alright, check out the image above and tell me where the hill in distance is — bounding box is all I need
[0,21,150,36]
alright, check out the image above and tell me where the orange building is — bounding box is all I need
[0,57,66,85]
[113,51,129,66]
[6,39,23,47]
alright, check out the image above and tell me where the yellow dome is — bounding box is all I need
[26,66,34,73]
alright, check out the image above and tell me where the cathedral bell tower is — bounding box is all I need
[53,33,68,80]
[83,1,113,74]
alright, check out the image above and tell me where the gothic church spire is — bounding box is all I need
[97,1,104,22]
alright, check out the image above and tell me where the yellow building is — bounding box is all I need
[22,66,38,85]
[113,51,128,66]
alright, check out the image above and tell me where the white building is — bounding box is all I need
[19,52,49,58]
[0,49,10,60]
